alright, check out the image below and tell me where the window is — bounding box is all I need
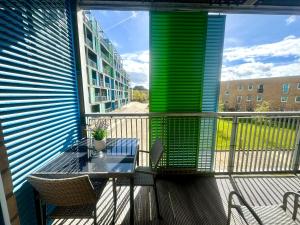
[297,83,300,89]
[295,96,300,103]
[248,84,253,91]
[281,96,288,102]
[282,83,289,94]
[257,84,264,93]
[246,95,253,101]
[257,95,262,102]
[238,84,243,91]
[237,96,242,103]
[225,90,229,95]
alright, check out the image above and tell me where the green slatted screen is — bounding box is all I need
[150,12,208,169]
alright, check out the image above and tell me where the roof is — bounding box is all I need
[79,0,300,14]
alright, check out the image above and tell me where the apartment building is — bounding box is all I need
[219,76,300,111]
[81,11,130,113]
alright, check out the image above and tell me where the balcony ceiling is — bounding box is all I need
[79,0,300,14]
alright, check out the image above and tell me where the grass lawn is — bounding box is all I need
[215,118,297,151]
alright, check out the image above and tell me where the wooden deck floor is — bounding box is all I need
[51,174,300,225]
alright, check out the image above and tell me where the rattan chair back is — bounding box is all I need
[27,175,97,206]
[151,139,164,168]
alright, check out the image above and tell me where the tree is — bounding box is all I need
[132,90,148,103]
[255,101,271,123]
[133,86,148,91]
[255,101,270,112]
[218,100,225,112]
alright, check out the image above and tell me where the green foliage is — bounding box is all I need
[133,85,148,91]
[218,100,225,112]
[255,101,271,122]
[132,90,148,103]
[216,118,297,151]
[255,101,270,112]
[92,120,108,140]
[92,129,107,141]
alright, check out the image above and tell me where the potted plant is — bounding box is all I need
[92,120,108,151]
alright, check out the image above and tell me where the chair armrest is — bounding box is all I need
[228,191,263,225]
[282,191,300,220]
[138,150,150,154]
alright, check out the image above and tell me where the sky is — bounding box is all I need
[91,11,300,87]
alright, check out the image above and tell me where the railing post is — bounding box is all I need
[292,123,300,173]
[228,116,238,174]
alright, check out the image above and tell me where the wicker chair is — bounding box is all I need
[116,139,164,219]
[27,175,108,225]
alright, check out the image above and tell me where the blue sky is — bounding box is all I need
[91,11,300,87]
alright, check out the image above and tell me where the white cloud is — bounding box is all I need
[121,50,149,88]
[222,35,300,80]
[286,15,296,25]
[223,35,300,62]
[222,61,300,81]
[121,36,300,85]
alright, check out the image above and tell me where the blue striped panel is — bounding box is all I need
[0,0,80,224]
[199,15,226,171]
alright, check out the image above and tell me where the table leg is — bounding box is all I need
[33,189,45,225]
[130,177,134,225]
[112,178,117,224]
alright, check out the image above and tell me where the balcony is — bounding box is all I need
[88,59,97,69]
[86,38,93,49]
[46,111,299,225]
[45,174,300,225]
[101,38,111,51]
[3,2,300,225]
[95,95,107,102]
[85,112,300,173]
[102,53,113,65]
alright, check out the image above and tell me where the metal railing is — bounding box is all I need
[101,53,112,65]
[85,112,300,174]
[86,38,93,49]
[103,69,112,76]
[88,59,97,69]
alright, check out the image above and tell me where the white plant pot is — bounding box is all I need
[94,139,106,151]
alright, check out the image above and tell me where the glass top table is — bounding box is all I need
[31,138,139,225]
[33,138,139,178]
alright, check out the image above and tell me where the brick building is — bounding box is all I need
[219,76,300,111]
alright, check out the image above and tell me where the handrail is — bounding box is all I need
[85,111,300,117]
[227,191,263,225]
[282,191,300,220]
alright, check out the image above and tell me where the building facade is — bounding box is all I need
[82,11,130,113]
[220,76,300,111]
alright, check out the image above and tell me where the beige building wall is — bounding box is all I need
[219,76,300,111]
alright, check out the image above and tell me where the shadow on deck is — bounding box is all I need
[52,174,300,225]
